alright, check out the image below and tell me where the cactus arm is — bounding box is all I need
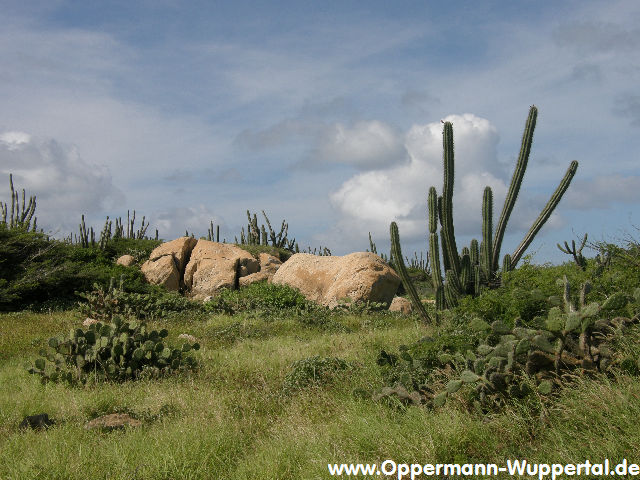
[390,222,433,323]
[510,160,579,268]
[481,186,494,282]
[460,253,471,293]
[470,239,479,266]
[441,122,461,277]
[444,270,460,308]
[428,190,445,310]
[502,253,512,273]
[492,106,537,272]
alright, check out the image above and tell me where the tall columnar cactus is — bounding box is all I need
[481,187,493,282]
[390,106,578,309]
[1,173,37,231]
[491,106,537,273]
[390,222,433,323]
[428,187,445,309]
[441,123,461,278]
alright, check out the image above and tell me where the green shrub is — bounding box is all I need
[28,316,200,385]
[283,356,350,392]
[77,278,204,320]
[376,277,640,411]
[376,325,479,394]
[0,227,156,311]
[203,282,313,315]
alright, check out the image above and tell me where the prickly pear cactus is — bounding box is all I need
[375,277,638,411]
[28,316,200,385]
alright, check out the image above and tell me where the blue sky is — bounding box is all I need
[1,0,639,265]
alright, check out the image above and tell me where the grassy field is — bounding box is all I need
[2,292,640,479]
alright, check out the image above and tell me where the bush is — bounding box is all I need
[28,316,200,385]
[376,277,640,411]
[77,278,204,321]
[0,226,157,311]
[283,356,350,392]
[203,282,313,315]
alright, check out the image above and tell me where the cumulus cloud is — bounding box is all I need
[0,131,123,234]
[329,113,578,249]
[237,117,406,171]
[153,205,228,241]
[315,121,406,170]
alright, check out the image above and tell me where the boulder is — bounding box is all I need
[238,271,270,287]
[141,254,181,291]
[19,413,55,430]
[271,252,400,308]
[85,413,141,431]
[258,252,282,274]
[184,240,260,299]
[141,237,198,291]
[116,254,136,266]
[238,253,284,287]
[389,297,413,314]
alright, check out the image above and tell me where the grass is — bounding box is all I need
[2,298,640,479]
[2,236,640,479]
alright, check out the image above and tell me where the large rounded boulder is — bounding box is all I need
[141,237,198,291]
[183,240,260,299]
[271,252,400,308]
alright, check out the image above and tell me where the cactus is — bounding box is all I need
[1,173,37,230]
[379,279,637,411]
[557,233,588,270]
[240,210,297,252]
[368,232,378,254]
[390,106,578,310]
[390,222,433,323]
[28,316,200,385]
[79,215,89,248]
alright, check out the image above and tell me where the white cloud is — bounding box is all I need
[316,121,406,169]
[0,131,31,150]
[329,113,581,252]
[0,132,123,234]
[153,205,227,241]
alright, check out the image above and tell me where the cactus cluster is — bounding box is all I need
[299,245,332,256]
[28,316,200,385]
[369,231,427,271]
[69,210,157,249]
[77,277,202,321]
[0,174,38,231]
[376,278,638,410]
[557,233,588,270]
[207,221,221,242]
[390,107,579,312]
[238,210,296,251]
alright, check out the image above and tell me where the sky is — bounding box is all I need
[1,0,639,266]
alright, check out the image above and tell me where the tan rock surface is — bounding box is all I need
[141,254,181,291]
[389,296,413,314]
[184,240,260,299]
[271,252,400,308]
[141,237,198,291]
[147,236,198,272]
[116,254,136,267]
[258,252,282,274]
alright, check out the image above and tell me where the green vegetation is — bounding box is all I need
[1,233,639,478]
[0,226,161,311]
[28,316,200,385]
[2,144,640,478]
[392,106,579,316]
